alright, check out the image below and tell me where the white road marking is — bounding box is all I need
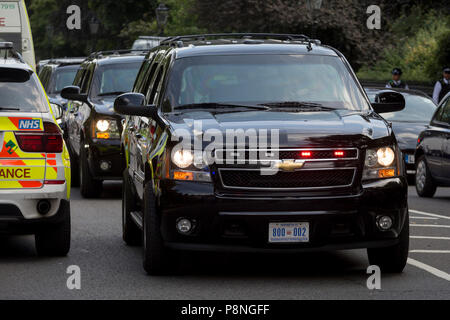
[410,216,439,220]
[411,236,450,240]
[410,250,450,253]
[410,209,450,220]
[410,224,450,229]
[407,258,450,281]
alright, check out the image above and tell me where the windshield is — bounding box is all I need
[164,54,370,111]
[367,91,437,122]
[91,61,142,97]
[0,73,47,112]
[49,65,79,94]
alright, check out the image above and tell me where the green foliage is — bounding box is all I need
[119,0,206,41]
[358,8,450,83]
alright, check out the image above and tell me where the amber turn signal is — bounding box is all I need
[173,171,194,181]
[378,169,396,178]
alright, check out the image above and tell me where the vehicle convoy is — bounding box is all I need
[415,92,450,197]
[0,43,71,256]
[0,0,35,69]
[115,34,409,275]
[365,87,437,182]
[60,51,144,198]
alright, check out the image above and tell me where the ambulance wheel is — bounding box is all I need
[79,145,102,198]
[35,200,71,257]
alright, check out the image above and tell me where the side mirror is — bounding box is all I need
[371,90,406,114]
[50,103,63,120]
[61,86,88,103]
[114,93,166,128]
[114,93,154,117]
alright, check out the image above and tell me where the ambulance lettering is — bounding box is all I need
[0,168,31,179]
[18,119,41,130]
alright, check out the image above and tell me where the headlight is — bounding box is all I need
[171,149,194,169]
[377,147,395,167]
[363,146,398,180]
[96,120,110,132]
[94,119,120,139]
[169,149,211,182]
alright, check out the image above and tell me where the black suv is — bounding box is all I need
[415,91,450,197]
[61,51,145,197]
[38,58,84,124]
[114,34,409,275]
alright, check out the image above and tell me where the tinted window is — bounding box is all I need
[0,73,47,112]
[165,55,370,111]
[367,91,437,122]
[438,99,450,123]
[91,61,142,97]
[49,65,79,94]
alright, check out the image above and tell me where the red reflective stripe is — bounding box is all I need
[44,180,65,185]
[0,159,27,166]
[18,181,43,188]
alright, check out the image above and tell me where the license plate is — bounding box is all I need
[405,154,415,164]
[269,222,309,243]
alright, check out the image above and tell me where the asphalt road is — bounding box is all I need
[0,184,449,300]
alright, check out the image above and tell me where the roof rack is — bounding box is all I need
[138,36,167,40]
[160,33,321,51]
[88,49,148,60]
[0,42,25,63]
[47,57,86,65]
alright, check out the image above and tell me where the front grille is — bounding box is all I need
[219,168,355,190]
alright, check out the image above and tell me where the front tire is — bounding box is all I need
[35,200,71,257]
[79,145,103,198]
[415,156,436,198]
[142,183,177,275]
[367,212,409,273]
[122,169,142,246]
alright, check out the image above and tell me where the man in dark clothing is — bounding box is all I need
[433,67,450,105]
[386,68,409,89]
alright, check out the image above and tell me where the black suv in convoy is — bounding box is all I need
[114,34,409,275]
[61,51,145,197]
[415,92,450,197]
[38,58,84,124]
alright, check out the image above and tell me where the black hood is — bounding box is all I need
[391,121,428,151]
[91,96,123,118]
[165,109,392,148]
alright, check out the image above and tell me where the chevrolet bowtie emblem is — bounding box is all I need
[275,160,306,172]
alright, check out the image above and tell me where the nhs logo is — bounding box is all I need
[18,119,41,130]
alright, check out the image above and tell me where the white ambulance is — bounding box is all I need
[0,0,35,69]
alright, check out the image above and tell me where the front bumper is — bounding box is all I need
[0,184,68,235]
[86,139,122,180]
[158,177,408,253]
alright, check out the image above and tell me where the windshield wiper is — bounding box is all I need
[97,91,126,97]
[259,101,337,110]
[0,107,20,111]
[175,103,270,111]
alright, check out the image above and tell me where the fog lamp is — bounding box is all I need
[377,216,393,231]
[176,218,193,234]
